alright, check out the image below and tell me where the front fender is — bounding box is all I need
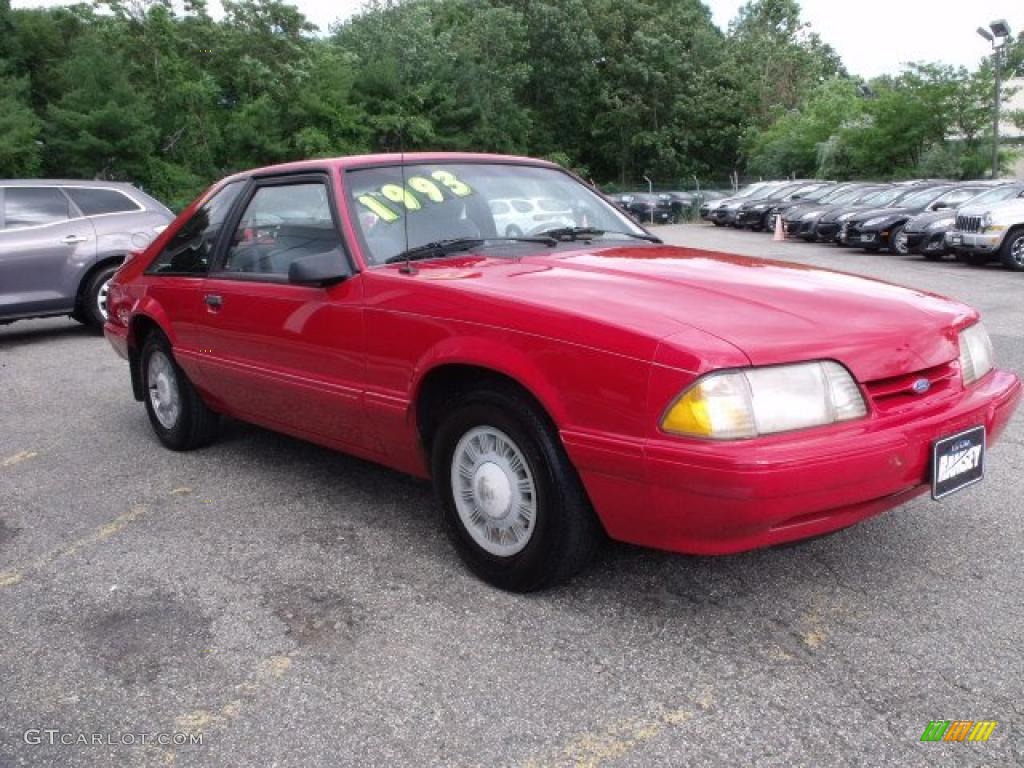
[409,335,571,428]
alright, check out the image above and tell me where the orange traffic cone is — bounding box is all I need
[773,213,785,241]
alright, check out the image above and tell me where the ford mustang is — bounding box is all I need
[103,154,1021,591]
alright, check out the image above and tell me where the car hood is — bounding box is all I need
[402,244,973,382]
[905,210,956,232]
[956,198,1024,218]
[845,206,916,223]
[819,204,882,223]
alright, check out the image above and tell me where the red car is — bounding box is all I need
[104,154,1021,591]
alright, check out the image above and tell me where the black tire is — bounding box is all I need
[430,385,602,592]
[712,220,723,227]
[140,332,220,451]
[78,264,119,330]
[998,228,1024,272]
[888,224,907,255]
[922,251,944,261]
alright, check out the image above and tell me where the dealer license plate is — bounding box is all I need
[932,426,986,500]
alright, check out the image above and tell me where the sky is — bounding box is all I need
[9,0,1022,80]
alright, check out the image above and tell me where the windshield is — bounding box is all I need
[346,163,645,265]
[764,183,803,200]
[799,184,835,202]
[735,183,771,198]
[965,185,1024,206]
[861,187,902,206]
[828,187,872,205]
[894,186,949,209]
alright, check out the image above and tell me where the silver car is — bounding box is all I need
[0,180,173,328]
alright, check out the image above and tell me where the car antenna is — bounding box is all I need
[398,120,416,275]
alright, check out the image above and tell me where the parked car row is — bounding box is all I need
[610,190,727,225]
[701,177,1024,271]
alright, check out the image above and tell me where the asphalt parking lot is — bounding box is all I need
[1,224,1021,768]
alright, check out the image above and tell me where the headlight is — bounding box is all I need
[837,211,858,222]
[926,218,954,231]
[751,204,767,211]
[958,322,994,386]
[864,216,891,227]
[980,214,991,229]
[801,209,823,220]
[661,361,867,440]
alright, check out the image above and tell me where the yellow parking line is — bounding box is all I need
[0,505,146,590]
[522,694,711,768]
[1,450,38,467]
[151,654,294,764]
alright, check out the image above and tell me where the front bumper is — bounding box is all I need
[565,369,1021,555]
[844,224,888,248]
[906,230,948,254]
[947,231,1005,254]
[735,209,768,227]
[713,208,739,225]
[815,221,841,241]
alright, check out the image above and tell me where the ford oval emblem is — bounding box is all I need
[912,378,932,394]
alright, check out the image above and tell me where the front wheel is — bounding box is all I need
[141,332,220,451]
[431,386,602,591]
[889,225,908,255]
[999,229,1024,271]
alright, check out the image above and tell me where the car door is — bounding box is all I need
[0,186,95,318]
[142,180,247,380]
[197,173,367,450]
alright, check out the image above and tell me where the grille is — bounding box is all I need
[863,362,958,413]
[956,215,981,233]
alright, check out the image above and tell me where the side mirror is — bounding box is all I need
[288,249,351,287]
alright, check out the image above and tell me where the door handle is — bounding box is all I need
[204,294,223,309]
[61,234,89,244]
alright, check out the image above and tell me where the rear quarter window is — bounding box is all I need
[65,187,142,216]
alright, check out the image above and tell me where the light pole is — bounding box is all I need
[977,19,1012,178]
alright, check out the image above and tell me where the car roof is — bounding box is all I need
[220,152,561,186]
[0,179,142,189]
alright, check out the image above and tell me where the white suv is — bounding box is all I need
[948,197,1024,271]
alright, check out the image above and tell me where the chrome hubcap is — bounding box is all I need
[1012,236,1024,267]
[147,350,181,430]
[894,233,908,254]
[452,426,537,557]
[97,279,111,320]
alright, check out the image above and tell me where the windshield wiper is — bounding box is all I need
[384,236,557,265]
[538,226,662,244]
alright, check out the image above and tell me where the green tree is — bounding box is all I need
[45,36,158,180]
[0,67,42,176]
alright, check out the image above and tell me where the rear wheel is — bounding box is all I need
[76,264,119,330]
[141,332,220,451]
[431,386,602,591]
[999,229,1024,271]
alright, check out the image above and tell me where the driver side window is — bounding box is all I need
[221,182,342,277]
